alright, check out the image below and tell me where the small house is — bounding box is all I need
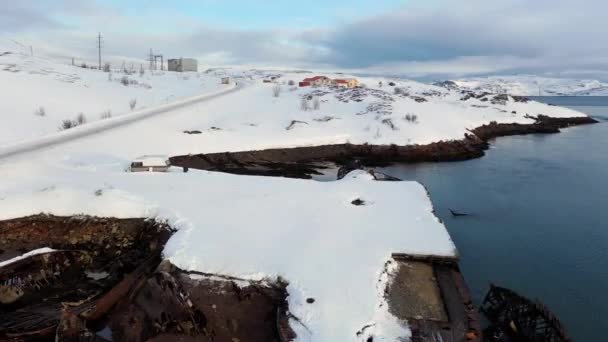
[167,58,198,72]
[299,81,311,87]
[129,155,171,172]
[302,76,332,87]
[334,79,349,88]
[333,78,359,88]
[221,77,231,84]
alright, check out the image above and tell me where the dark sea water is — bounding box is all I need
[382,96,608,341]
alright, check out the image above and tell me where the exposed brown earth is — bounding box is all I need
[169,115,598,179]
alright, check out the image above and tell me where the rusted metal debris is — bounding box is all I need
[481,284,570,342]
[0,215,293,342]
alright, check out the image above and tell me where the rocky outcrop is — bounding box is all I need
[170,116,598,179]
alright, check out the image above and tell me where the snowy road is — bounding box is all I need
[0,81,245,160]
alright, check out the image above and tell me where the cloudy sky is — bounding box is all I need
[3,0,607,80]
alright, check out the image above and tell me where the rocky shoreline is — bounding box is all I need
[170,115,598,179]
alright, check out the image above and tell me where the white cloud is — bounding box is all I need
[3,0,608,79]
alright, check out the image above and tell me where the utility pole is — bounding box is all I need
[97,33,103,70]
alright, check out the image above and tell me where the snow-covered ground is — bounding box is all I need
[0,42,594,341]
[1,71,586,160]
[453,75,608,96]
[0,38,236,146]
[0,159,454,341]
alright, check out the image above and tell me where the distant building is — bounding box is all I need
[333,78,359,88]
[299,76,359,88]
[167,58,198,72]
[302,76,332,87]
[221,77,231,84]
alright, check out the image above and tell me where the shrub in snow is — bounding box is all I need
[404,113,418,123]
[34,106,46,117]
[120,76,129,86]
[80,63,87,69]
[100,110,112,119]
[388,82,396,86]
[394,87,407,95]
[60,119,76,130]
[300,97,310,111]
[76,113,87,125]
[272,85,282,97]
[373,127,382,139]
[103,62,111,72]
[313,97,321,110]
[288,80,295,86]
[381,118,398,130]
[129,99,137,110]
[139,65,145,77]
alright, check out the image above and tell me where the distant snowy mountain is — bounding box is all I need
[451,75,608,96]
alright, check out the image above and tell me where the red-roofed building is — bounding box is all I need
[301,76,332,86]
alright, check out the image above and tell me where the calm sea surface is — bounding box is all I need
[382,96,608,341]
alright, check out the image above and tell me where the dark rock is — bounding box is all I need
[433,80,459,90]
[491,94,509,105]
[351,199,366,206]
[306,298,315,304]
[449,209,469,217]
[512,95,530,103]
[369,170,402,181]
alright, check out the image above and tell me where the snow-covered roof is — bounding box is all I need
[303,76,329,82]
[132,155,169,166]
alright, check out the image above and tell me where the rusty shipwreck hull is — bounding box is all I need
[0,215,294,342]
[169,116,598,179]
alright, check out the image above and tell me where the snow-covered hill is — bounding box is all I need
[452,75,608,96]
[0,38,235,145]
[42,72,583,158]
